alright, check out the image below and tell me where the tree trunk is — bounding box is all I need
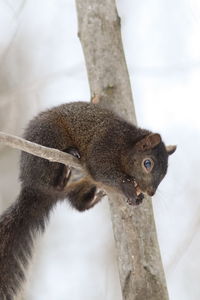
[75,1,169,300]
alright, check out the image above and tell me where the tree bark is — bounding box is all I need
[75,1,169,299]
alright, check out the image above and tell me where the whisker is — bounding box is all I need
[154,189,170,212]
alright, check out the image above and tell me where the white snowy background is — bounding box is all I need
[0,0,199,299]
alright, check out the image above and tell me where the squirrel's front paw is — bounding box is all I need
[135,193,144,205]
[121,176,136,204]
[121,177,144,206]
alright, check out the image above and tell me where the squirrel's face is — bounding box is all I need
[124,133,176,197]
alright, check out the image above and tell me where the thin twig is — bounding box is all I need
[0,131,83,171]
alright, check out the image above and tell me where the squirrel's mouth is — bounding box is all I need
[134,181,155,197]
[124,180,144,206]
[134,180,143,196]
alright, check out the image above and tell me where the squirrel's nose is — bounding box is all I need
[147,188,155,197]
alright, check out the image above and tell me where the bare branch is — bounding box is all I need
[75,1,169,299]
[0,131,83,171]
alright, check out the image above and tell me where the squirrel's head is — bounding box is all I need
[122,133,176,197]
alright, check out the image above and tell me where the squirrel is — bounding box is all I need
[0,101,176,299]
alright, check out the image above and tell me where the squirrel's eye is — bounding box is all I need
[142,158,154,173]
[144,159,151,169]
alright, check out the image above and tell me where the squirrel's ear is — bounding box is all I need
[135,133,161,151]
[166,145,177,155]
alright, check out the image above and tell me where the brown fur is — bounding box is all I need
[0,101,176,299]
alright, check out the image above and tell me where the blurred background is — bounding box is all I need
[0,0,200,299]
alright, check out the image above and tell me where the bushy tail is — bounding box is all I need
[0,178,104,299]
[0,186,55,300]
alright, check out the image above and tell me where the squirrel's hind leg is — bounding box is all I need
[54,147,80,191]
[55,165,71,191]
[55,148,105,211]
[65,177,105,211]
